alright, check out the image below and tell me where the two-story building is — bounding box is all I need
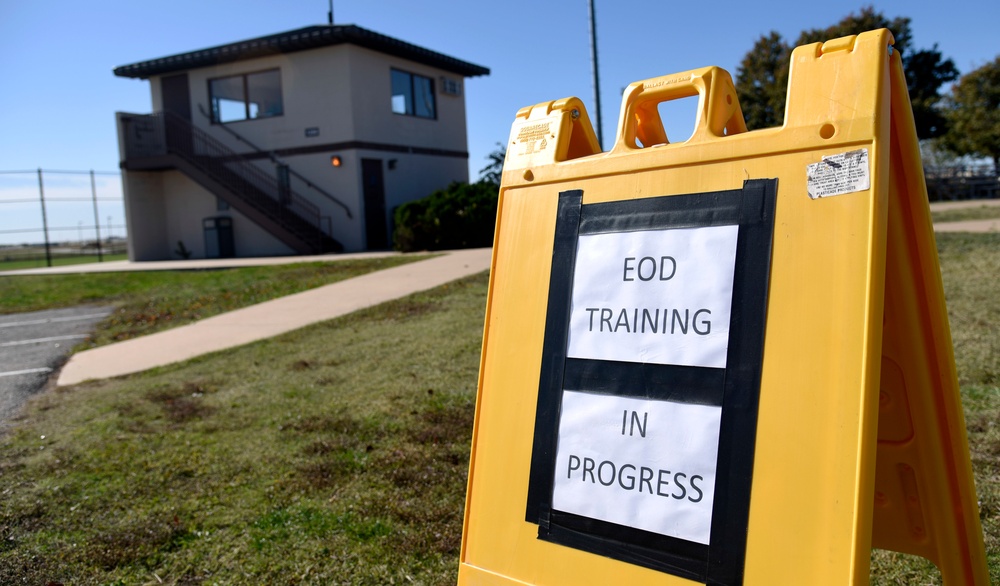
[114,24,489,260]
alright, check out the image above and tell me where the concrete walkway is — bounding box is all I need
[56,248,492,386]
[933,219,1000,233]
[0,251,401,277]
[928,199,1000,212]
[929,198,1000,233]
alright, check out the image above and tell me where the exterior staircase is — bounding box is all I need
[120,112,342,254]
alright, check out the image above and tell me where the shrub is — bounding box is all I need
[393,181,498,252]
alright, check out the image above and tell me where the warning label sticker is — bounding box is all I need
[806,149,870,199]
[515,122,552,155]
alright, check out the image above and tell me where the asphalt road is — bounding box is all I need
[0,305,112,429]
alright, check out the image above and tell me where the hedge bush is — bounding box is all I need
[393,181,499,252]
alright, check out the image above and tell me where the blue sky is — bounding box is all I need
[1,0,997,246]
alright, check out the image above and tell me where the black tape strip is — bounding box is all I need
[525,181,777,585]
[580,188,743,234]
[525,190,584,523]
[563,359,725,406]
[542,510,708,581]
[705,179,778,586]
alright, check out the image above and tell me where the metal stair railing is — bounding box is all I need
[127,111,336,252]
[196,104,353,219]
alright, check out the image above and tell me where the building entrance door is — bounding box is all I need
[161,74,192,153]
[203,216,234,258]
[362,158,388,249]
[161,74,191,121]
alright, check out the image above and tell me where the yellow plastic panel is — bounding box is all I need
[461,28,987,585]
[740,31,894,585]
[867,50,988,582]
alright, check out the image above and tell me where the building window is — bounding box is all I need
[209,69,283,123]
[391,69,436,119]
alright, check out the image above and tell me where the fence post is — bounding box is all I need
[90,170,104,262]
[37,168,52,267]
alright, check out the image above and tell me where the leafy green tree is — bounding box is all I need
[734,6,957,139]
[940,56,1000,176]
[735,32,788,131]
[394,143,506,252]
[794,6,911,51]
[903,45,959,138]
[479,142,507,186]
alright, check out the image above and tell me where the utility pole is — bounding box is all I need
[588,0,603,150]
[328,0,333,25]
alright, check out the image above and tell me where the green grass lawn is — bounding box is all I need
[0,255,427,348]
[0,252,129,272]
[869,232,1000,584]
[1,271,485,585]
[0,235,997,584]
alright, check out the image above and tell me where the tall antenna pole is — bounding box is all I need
[588,0,603,149]
[328,0,333,24]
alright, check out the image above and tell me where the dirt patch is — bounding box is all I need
[145,382,219,424]
[82,517,187,571]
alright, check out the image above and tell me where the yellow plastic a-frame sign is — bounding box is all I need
[461,29,989,584]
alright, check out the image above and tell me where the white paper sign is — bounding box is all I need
[566,225,738,369]
[553,390,721,544]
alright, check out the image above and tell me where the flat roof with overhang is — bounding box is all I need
[113,24,490,80]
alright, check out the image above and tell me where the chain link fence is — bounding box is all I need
[924,163,999,201]
[0,169,128,269]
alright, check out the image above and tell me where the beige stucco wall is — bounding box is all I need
[160,171,295,259]
[161,44,470,155]
[119,167,297,261]
[347,45,469,152]
[173,48,354,151]
[266,151,364,250]
[121,170,168,261]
